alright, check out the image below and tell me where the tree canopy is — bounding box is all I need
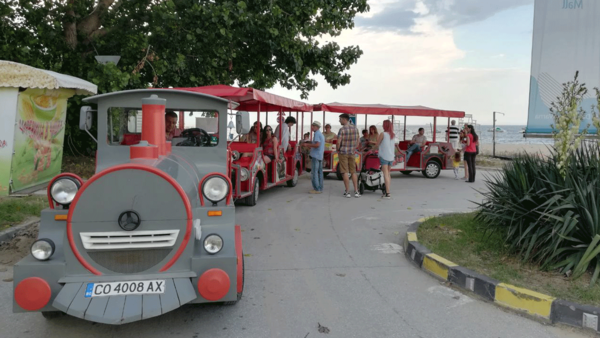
[2,0,369,96]
[1,0,369,154]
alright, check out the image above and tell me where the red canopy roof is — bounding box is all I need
[313,102,465,118]
[171,85,313,112]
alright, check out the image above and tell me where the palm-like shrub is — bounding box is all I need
[475,143,600,285]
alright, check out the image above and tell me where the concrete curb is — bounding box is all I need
[0,217,40,244]
[404,215,600,334]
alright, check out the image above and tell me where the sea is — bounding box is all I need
[229,123,554,145]
[289,124,555,145]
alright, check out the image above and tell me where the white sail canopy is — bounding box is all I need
[0,60,97,96]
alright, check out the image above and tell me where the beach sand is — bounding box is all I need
[478,143,554,157]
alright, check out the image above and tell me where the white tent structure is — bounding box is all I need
[0,61,97,195]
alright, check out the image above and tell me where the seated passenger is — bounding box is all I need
[405,127,427,164]
[261,125,280,165]
[165,112,182,141]
[358,129,369,151]
[323,124,337,145]
[241,121,263,158]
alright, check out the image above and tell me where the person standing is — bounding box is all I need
[376,120,395,199]
[452,151,461,180]
[303,121,325,194]
[337,113,360,198]
[274,116,296,152]
[464,124,479,183]
[446,120,460,150]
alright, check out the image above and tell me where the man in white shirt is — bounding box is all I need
[405,128,427,164]
[445,120,460,150]
[274,116,297,152]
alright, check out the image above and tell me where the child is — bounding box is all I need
[453,151,461,179]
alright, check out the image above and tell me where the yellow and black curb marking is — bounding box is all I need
[404,216,600,333]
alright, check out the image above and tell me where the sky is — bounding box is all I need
[266,0,536,126]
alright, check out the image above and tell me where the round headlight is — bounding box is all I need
[202,176,229,203]
[50,178,79,205]
[204,234,223,254]
[232,150,240,161]
[240,168,249,182]
[31,239,55,261]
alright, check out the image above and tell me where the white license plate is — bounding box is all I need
[84,280,165,298]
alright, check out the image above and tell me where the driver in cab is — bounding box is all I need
[165,111,182,141]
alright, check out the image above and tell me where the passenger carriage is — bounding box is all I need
[174,85,313,206]
[312,102,465,179]
[13,89,246,324]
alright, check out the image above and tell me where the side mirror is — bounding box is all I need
[236,111,250,135]
[79,106,97,143]
[79,106,94,131]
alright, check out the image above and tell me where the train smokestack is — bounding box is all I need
[130,94,168,159]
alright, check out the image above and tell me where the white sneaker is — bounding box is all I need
[346,192,351,198]
[354,191,361,198]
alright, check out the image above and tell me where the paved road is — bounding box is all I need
[0,170,594,337]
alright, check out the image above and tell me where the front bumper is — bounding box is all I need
[52,277,196,324]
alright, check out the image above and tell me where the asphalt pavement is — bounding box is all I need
[0,169,594,338]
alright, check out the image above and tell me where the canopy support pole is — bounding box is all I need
[296,111,299,141]
[447,118,450,143]
[257,103,261,145]
[391,115,395,142]
[404,116,407,141]
[433,117,437,143]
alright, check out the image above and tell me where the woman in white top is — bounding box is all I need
[376,120,396,199]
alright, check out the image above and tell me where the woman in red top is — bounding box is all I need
[464,124,479,183]
[261,125,279,165]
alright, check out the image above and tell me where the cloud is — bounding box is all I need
[355,0,533,31]
[424,0,534,28]
[267,22,530,125]
[355,2,419,32]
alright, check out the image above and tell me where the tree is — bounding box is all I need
[1,0,369,154]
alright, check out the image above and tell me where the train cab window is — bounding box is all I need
[107,108,219,147]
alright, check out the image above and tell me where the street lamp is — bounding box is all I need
[493,111,504,158]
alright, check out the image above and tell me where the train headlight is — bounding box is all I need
[50,178,80,205]
[202,176,229,203]
[240,168,249,182]
[31,239,55,261]
[204,234,223,254]
[232,150,240,161]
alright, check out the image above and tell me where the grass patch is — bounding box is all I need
[0,196,46,230]
[417,212,600,306]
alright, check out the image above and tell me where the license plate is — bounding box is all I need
[84,280,165,298]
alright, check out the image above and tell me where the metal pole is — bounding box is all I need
[493,112,496,157]
[404,116,407,140]
[257,103,261,146]
[433,117,437,143]
[492,111,504,157]
[301,111,305,140]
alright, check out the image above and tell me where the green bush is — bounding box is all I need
[475,143,600,285]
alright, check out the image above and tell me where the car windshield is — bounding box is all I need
[107,108,220,147]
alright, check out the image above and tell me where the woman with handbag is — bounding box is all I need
[464,124,479,183]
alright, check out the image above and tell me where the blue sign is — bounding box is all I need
[85,283,94,298]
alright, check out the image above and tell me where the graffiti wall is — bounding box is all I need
[10,88,75,192]
[0,88,19,196]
